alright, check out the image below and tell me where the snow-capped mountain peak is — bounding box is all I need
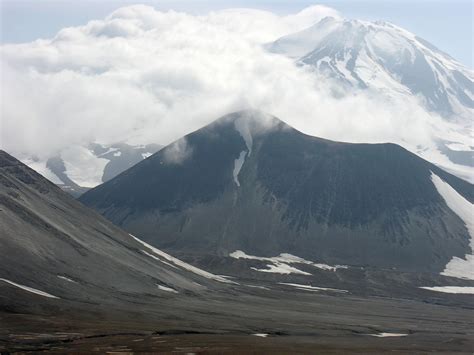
[268,17,474,124]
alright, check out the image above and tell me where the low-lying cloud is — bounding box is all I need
[0,4,467,179]
[162,138,193,165]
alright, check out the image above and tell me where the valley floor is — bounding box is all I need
[1,283,473,353]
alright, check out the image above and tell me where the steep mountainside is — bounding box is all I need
[80,111,474,274]
[0,149,232,306]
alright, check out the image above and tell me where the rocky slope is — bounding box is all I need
[0,149,233,306]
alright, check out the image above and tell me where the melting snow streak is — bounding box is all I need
[130,234,235,284]
[57,275,76,283]
[420,286,474,294]
[279,282,348,293]
[368,333,408,338]
[157,284,178,293]
[0,278,59,299]
[233,151,247,187]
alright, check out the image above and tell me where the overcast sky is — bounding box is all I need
[1,0,472,67]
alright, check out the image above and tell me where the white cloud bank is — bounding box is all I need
[0,3,471,181]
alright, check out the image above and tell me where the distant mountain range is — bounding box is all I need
[21,142,161,197]
[80,110,474,278]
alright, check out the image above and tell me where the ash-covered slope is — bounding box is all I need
[268,17,474,123]
[80,111,474,274]
[0,150,231,306]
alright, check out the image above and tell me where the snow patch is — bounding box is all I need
[245,284,270,290]
[368,333,408,338]
[252,333,268,337]
[233,150,247,187]
[57,275,76,283]
[252,263,311,275]
[142,152,152,159]
[0,278,59,299]
[279,282,348,293]
[113,151,122,157]
[157,284,178,293]
[440,255,474,281]
[230,250,347,274]
[130,234,235,284]
[431,172,474,280]
[420,286,474,294]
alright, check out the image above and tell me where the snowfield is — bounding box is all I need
[431,172,474,280]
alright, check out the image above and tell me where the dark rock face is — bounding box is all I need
[80,111,474,273]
